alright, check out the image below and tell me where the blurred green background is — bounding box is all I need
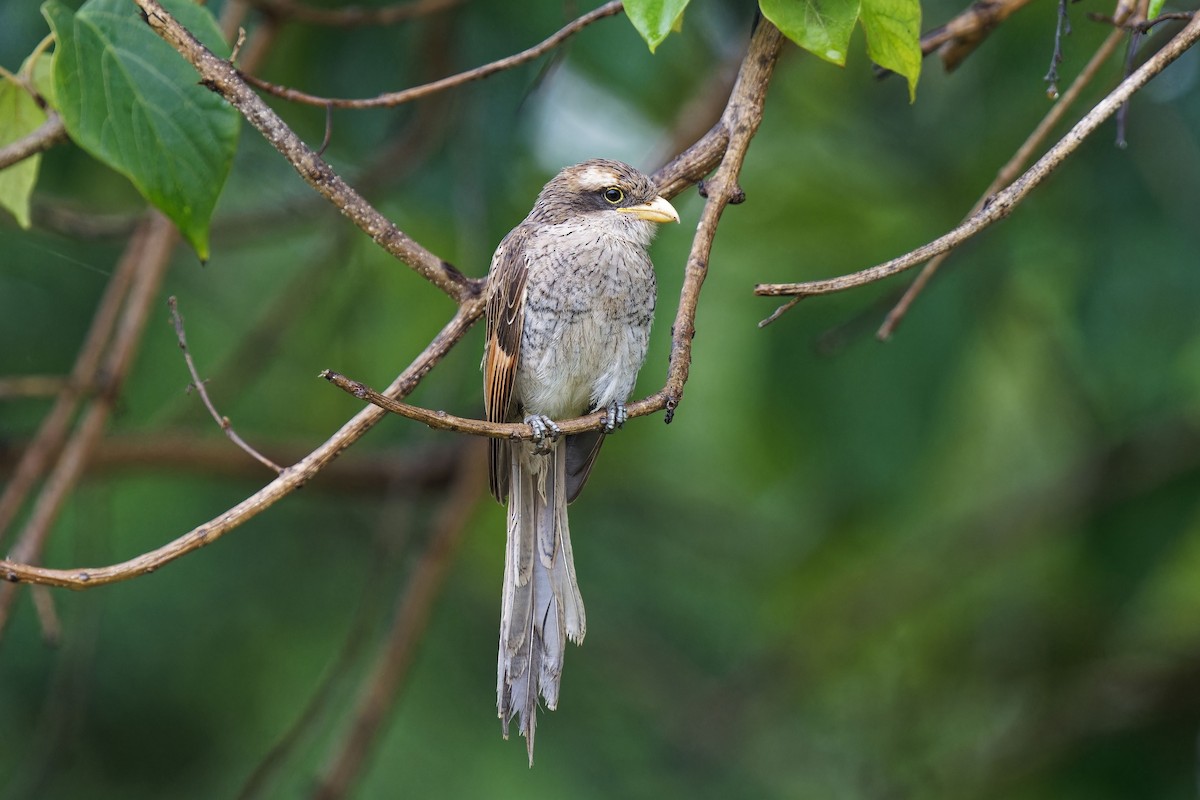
[4,0,1200,797]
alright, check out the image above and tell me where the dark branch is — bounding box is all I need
[241,1,624,108]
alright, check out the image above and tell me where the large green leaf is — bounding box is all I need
[42,0,239,259]
[625,0,690,53]
[0,75,47,228]
[860,0,921,100]
[760,0,860,67]
[761,0,921,99]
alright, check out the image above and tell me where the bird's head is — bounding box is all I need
[529,159,680,237]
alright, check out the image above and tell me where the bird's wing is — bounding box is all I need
[484,227,530,502]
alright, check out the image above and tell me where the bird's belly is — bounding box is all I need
[517,292,653,420]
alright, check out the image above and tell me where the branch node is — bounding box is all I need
[230,26,247,65]
[664,396,678,425]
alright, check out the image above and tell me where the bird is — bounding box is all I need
[483,159,679,764]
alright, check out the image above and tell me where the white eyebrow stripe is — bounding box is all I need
[576,165,619,189]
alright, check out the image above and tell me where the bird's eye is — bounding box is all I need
[603,187,624,204]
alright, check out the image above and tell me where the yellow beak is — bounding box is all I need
[617,195,680,224]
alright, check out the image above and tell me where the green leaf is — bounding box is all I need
[1147,0,1166,20]
[0,75,47,228]
[625,0,690,53]
[42,0,240,259]
[760,0,860,67]
[860,0,922,101]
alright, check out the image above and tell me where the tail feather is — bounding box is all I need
[497,439,587,765]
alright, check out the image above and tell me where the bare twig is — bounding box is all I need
[241,1,623,108]
[244,0,460,27]
[311,439,487,800]
[755,13,1200,305]
[1045,0,1075,98]
[134,0,477,303]
[0,298,484,589]
[322,369,656,439]
[919,0,1039,72]
[167,296,283,473]
[0,113,67,171]
[877,22,1131,340]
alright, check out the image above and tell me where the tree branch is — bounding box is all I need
[133,0,478,303]
[321,369,667,438]
[0,112,67,171]
[754,13,1200,305]
[242,1,624,108]
[919,0,1039,72]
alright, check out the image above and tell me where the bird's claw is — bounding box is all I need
[602,402,627,433]
[524,414,561,453]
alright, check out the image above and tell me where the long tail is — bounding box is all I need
[497,438,586,766]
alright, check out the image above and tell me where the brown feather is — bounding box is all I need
[485,228,530,502]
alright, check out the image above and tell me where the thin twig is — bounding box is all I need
[876,21,1131,340]
[167,296,283,473]
[919,0,1039,72]
[241,1,623,108]
[322,369,659,438]
[311,440,487,800]
[1045,0,1074,98]
[134,0,477,303]
[244,0,460,27]
[1115,0,1153,147]
[755,13,1200,306]
[0,113,67,171]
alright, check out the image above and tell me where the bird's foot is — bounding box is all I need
[602,401,627,433]
[524,414,561,454]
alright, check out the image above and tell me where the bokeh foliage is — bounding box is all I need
[3,0,1200,798]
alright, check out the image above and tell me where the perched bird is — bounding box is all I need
[484,159,679,764]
